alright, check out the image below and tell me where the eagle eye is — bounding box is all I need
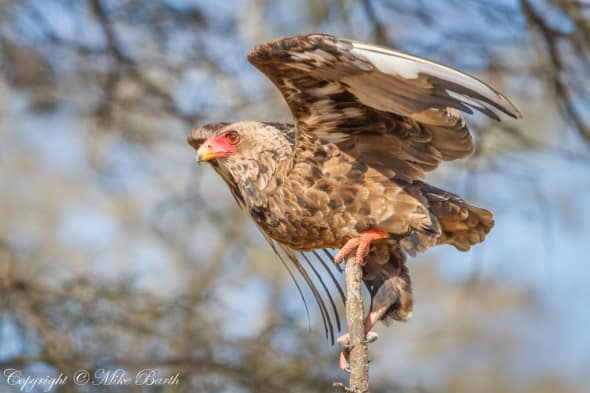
[224,131,240,145]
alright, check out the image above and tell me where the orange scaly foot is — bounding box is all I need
[334,229,389,265]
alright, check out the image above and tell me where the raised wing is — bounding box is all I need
[248,34,521,181]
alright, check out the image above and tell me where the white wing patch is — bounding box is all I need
[350,42,516,113]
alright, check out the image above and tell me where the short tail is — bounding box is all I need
[361,183,493,328]
[419,182,494,251]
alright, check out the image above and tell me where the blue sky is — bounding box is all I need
[1,0,589,390]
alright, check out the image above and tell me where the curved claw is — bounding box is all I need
[337,331,379,348]
[339,349,351,372]
[337,333,351,348]
[337,332,378,372]
[366,331,379,344]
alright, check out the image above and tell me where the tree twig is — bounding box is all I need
[344,254,370,392]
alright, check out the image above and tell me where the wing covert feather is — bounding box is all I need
[248,34,521,180]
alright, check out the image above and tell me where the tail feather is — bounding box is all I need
[419,182,494,251]
[361,182,493,328]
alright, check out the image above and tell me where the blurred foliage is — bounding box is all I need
[0,0,589,392]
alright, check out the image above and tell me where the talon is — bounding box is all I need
[338,331,378,347]
[334,229,389,265]
[336,333,350,348]
[365,311,381,333]
[337,333,351,348]
[365,331,379,344]
[338,332,377,372]
[339,348,350,372]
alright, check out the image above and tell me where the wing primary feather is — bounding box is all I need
[285,250,335,344]
[248,34,521,184]
[350,40,522,118]
[301,252,342,332]
[312,249,346,304]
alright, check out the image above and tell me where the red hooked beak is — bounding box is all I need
[196,135,237,162]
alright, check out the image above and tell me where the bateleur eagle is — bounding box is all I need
[188,34,521,364]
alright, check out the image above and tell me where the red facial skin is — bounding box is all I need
[196,131,240,161]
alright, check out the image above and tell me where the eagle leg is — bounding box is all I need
[339,348,351,372]
[336,315,380,371]
[334,229,389,265]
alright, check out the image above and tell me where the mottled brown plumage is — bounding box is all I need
[188,34,520,346]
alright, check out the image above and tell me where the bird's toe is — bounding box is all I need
[339,349,351,372]
[337,331,379,347]
[337,333,351,347]
[365,331,379,344]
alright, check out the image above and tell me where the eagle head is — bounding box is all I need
[188,121,295,202]
[188,121,294,165]
[188,122,236,162]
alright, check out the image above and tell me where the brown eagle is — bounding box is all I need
[188,34,520,368]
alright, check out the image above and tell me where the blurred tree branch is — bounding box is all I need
[1,1,589,392]
[0,241,344,392]
[520,0,590,146]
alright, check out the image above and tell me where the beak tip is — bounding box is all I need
[195,146,207,163]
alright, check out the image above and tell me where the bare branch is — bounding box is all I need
[520,0,590,145]
[340,254,370,392]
